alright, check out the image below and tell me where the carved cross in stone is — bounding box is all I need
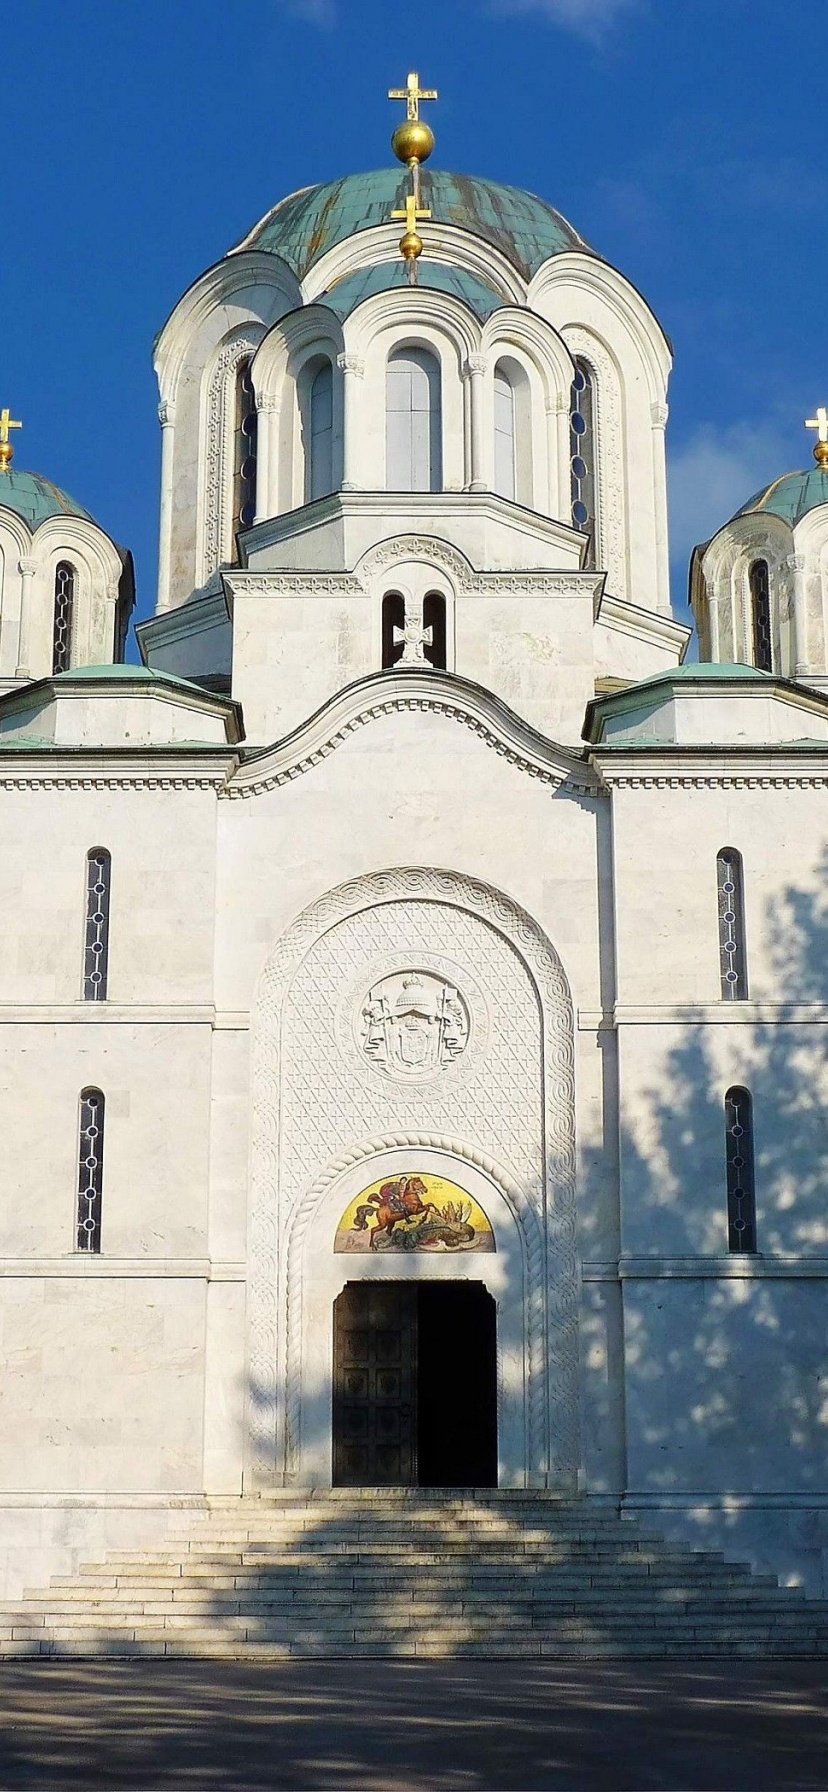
[393,600,433,666]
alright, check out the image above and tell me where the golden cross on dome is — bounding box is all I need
[392,192,432,283]
[806,407,828,467]
[388,71,438,122]
[0,407,22,472]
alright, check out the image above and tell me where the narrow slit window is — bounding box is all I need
[749,560,773,672]
[381,592,405,668]
[570,360,596,570]
[725,1086,757,1253]
[52,562,75,674]
[308,360,334,501]
[77,1088,105,1253]
[232,358,258,556]
[84,849,111,1001]
[717,849,748,1000]
[423,592,447,669]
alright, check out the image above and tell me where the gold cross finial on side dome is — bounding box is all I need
[388,71,438,122]
[806,407,828,468]
[0,408,22,472]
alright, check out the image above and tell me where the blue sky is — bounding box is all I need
[3,0,826,639]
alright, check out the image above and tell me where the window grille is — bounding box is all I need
[423,592,447,669]
[77,1089,105,1253]
[83,849,111,1001]
[749,560,773,672]
[569,360,596,570]
[381,592,405,668]
[232,358,258,553]
[386,347,442,492]
[493,364,516,501]
[725,1086,757,1253]
[52,562,75,674]
[717,849,748,1000]
[308,361,334,501]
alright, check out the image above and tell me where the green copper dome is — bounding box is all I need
[0,468,93,532]
[320,260,506,321]
[737,467,828,527]
[230,169,595,283]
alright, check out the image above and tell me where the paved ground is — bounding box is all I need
[0,1660,826,1791]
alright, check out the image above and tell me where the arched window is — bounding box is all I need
[749,560,773,672]
[717,849,748,1000]
[423,592,447,669]
[570,359,597,570]
[386,347,442,492]
[493,363,516,501]
[52,562,75,674]
[381,592,405,668]
[77,1088,105,1254]
[84,849,111,1002]
[725,1087,757,1253]
[232,358,257,557]
[307,360,334,502]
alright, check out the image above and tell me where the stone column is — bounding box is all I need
[337,354,364,491]
[16,556,37,679]
[787,553,810,677]
[546,392,568,520]
[651,400,671,615]
[463,356,487,492]
[156,399,176,613]
[254,393,279,523]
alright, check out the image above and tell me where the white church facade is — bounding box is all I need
[2,87,828,1605]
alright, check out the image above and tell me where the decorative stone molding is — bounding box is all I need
[157,400,176,428]
[247,869,579,1489]
[254,392,280,414]
[0,771,228,791]
[787,554,807,573]
[461,354,487,382]
[202,329,264,582]
[650,401,669,429]
[336,352,365,378]
[17,557,37,577]
[224,675,597,798]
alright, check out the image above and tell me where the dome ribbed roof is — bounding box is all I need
[737,467,828,526]
[0,468,93,531]
[230,169,595,283]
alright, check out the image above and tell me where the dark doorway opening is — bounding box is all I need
[333,1280,497,1488]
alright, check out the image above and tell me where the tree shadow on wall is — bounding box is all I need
[601,846,828,1579]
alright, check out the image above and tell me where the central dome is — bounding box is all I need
[230,168,596,283]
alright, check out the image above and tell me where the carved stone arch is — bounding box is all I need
[200,323,268,581]
[247,867,579,1490]
[703,516,792,667]
[356,535,475,591]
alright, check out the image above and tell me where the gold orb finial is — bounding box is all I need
[392,118,435,169]
[0,407,22,472]
[806,407,828,468]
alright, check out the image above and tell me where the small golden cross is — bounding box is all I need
[392,194,432,233]
[388,71,438,121]
[806,407,828,467]
[0,408,22,471]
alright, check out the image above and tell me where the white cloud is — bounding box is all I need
[668,420,792,581]
[276,0,335,23]
[489,0,641,38]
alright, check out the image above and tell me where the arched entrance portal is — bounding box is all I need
[333,1281,497,1488]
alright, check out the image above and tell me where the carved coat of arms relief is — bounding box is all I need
[359,970,470,1081]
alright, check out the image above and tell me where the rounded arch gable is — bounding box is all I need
[247,867,579,1491]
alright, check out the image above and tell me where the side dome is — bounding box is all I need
[229,168,596,283]
[735,467,828,528]
[0,468,94,533]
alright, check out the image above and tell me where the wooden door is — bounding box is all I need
[333,1283,417,1486]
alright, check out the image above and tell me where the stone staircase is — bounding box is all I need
[3,1491,828,1658]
